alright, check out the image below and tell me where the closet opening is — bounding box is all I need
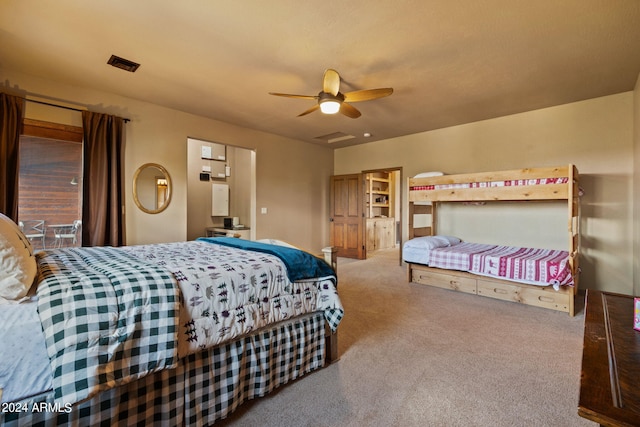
[362,167,402,265]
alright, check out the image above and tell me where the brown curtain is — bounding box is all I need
[0,93,24,220]
[82,111,125,247]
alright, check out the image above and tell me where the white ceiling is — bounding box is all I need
[1,0,640,148]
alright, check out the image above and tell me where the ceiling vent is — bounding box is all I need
[107,55,140,72]
[314,132,356,144]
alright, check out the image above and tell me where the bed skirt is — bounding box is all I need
[1,312,326,426]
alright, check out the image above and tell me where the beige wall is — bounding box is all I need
[634,75,640,296]
[2,70,334,252]
[335,93,634,294]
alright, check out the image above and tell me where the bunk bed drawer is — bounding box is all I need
[412,267,477,294]
[476,279,571,312]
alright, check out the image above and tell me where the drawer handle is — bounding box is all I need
[449,280,459,289]
[538,296,554,303]
[493,288,508,295]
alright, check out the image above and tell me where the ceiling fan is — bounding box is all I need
[269,69,393,119]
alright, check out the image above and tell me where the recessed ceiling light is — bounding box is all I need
[363,132,372,138]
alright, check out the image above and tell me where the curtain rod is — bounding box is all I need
[25,98,130,123]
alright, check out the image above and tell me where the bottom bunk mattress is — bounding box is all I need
[403,236,574,289]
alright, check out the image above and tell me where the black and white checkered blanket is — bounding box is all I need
[33,241,344,408]
[36,247,180,406]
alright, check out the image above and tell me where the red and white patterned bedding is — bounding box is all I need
[469,245,573,287]
[428,242,574,288]
[428,242,496,271]
[409,177,568,191]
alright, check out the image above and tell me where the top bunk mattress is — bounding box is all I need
[403,237,574,289]
[407,165,578,203]
[409,177,568,192]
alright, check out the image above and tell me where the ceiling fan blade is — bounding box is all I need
[269,92,318,100]
[343,88,394,103]
[323,69,340,96]
[340,102,361,119]
[297,104,320,117]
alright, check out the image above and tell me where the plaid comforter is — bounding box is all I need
[428,242,496,271]
[35,241,343,407]
[36,247,180,406]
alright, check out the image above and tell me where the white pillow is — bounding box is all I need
[413,171,444,178]
[0,213,37,302]
[403,235,461,250]
[255,238,298,249]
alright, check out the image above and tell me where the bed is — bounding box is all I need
[0,214,343,426]
[404,164,580,315]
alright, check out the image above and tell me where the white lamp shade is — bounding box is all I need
[319,100,341,114]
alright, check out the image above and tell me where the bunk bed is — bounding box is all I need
[405,164,580,316]
[0,219,342,426]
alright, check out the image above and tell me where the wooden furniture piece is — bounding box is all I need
[322,246,339,362]
[365,171,395,251]
[366,171,392,218]
[366,217,395,251]
[206,226,250,239]
[406,164,580,315]
[321,246,339,272]
[579,290,640,426]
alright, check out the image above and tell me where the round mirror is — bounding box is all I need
[133,163,172,214]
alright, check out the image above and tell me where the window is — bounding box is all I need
[18,119,83,249]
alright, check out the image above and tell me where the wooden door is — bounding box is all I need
[330,174,365,259]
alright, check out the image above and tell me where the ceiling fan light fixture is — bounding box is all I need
[319,99,341,114]
[318,92,344,114]
[269,69,392,119]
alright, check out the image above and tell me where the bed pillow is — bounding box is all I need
[0,213,37,302]
[403,235,461,250]
[413,171,444,178]
[256,238,299,249]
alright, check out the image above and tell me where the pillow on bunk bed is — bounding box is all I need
[413,171,444,178]
[404,235,461,250]
[0,213,37,303]
[402,235,462,266]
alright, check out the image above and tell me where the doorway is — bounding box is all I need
[186,138,256,241]
[363,168,401,262]
[19,119,84,250]
[330,167,402,264]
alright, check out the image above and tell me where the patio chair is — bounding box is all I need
[52,220,82,248]
[18,219,46,249]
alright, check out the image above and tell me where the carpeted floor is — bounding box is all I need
[218,249,592,426]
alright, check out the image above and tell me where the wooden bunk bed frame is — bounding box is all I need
[407,164,580,316]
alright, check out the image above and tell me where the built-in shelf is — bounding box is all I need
[365,171,395,251]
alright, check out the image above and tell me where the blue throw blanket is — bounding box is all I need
[197,237,336,283]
